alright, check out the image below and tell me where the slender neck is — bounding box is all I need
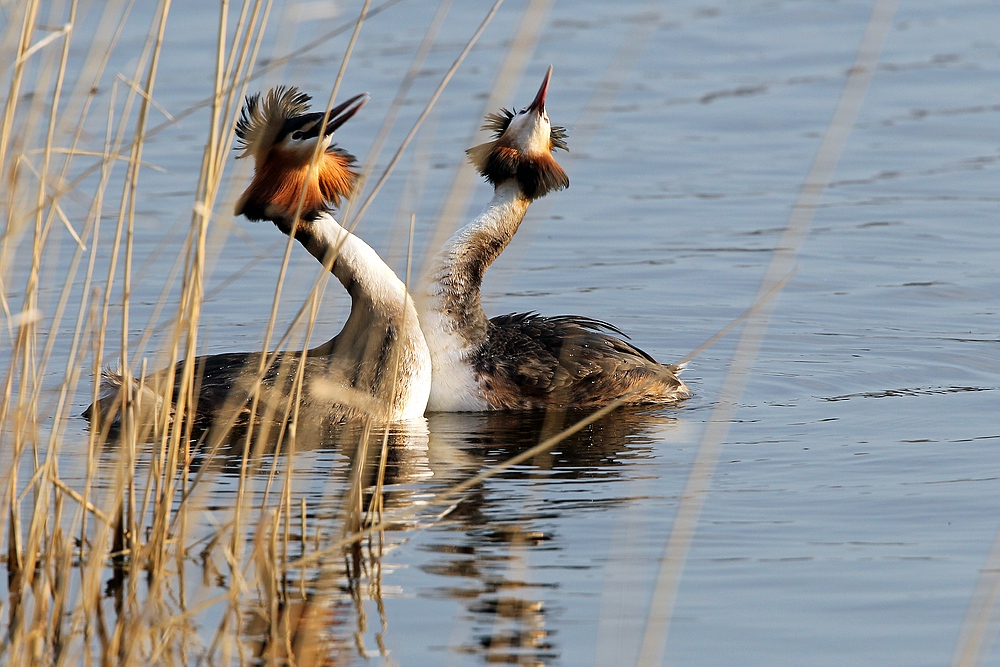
[280,212,430,418]
[285,212,406,311]
[422,180,531,342]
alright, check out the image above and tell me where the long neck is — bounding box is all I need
[289,213,404,310]
[282,212,430,418]
[421,180,531,344]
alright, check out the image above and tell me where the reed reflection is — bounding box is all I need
[86,406,679,665]
[88,414,433,666]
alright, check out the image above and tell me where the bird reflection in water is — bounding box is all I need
[231,405,678,665]
[93,402,678,665]
[236,407,678,665]
[420,406,680,664]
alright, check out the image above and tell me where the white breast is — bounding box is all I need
[398,344,433,419]
[421,309,488,412]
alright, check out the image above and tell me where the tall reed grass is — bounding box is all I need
[0,0,426,662]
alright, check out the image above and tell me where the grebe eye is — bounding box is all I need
[291,131,303,140]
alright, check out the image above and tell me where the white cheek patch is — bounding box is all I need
[505,113,551,154]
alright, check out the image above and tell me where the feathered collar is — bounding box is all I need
[466,109,569,200]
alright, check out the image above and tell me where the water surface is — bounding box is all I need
[2,0,998,665]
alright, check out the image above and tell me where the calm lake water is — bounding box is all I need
[2,0,998,664]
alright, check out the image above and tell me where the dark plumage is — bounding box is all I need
[476,146,569,199]
[473,313,685,410]
[84,335,400,432]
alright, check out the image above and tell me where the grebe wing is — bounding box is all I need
[475,312,687,409]
[85,350,362,429]
[186,351,367,422]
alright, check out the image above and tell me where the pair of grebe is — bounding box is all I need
[85,69,687,429]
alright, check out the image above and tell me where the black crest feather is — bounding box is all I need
[481,109,515,138]
[479,108,568,152]
[234,86,312,159]
[549,124,569,152]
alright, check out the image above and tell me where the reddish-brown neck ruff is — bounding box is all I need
[470,143,568,200]
[236,148,357,222]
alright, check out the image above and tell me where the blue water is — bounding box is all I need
[2,0,998,664]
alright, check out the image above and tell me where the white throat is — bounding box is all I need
[505,111,551,155]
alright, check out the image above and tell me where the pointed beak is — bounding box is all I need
[324,92,369,136]
[526,66,552,115]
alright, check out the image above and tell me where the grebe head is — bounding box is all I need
[467,66,569,200]
[234,87,368,222]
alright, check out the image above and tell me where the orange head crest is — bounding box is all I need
[233,87,368,222]
[467,66,569,200]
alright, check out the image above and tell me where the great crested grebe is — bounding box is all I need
[419,67,689,411]
[86,87,431,429]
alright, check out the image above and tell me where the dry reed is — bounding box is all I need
[0,0,532,662]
